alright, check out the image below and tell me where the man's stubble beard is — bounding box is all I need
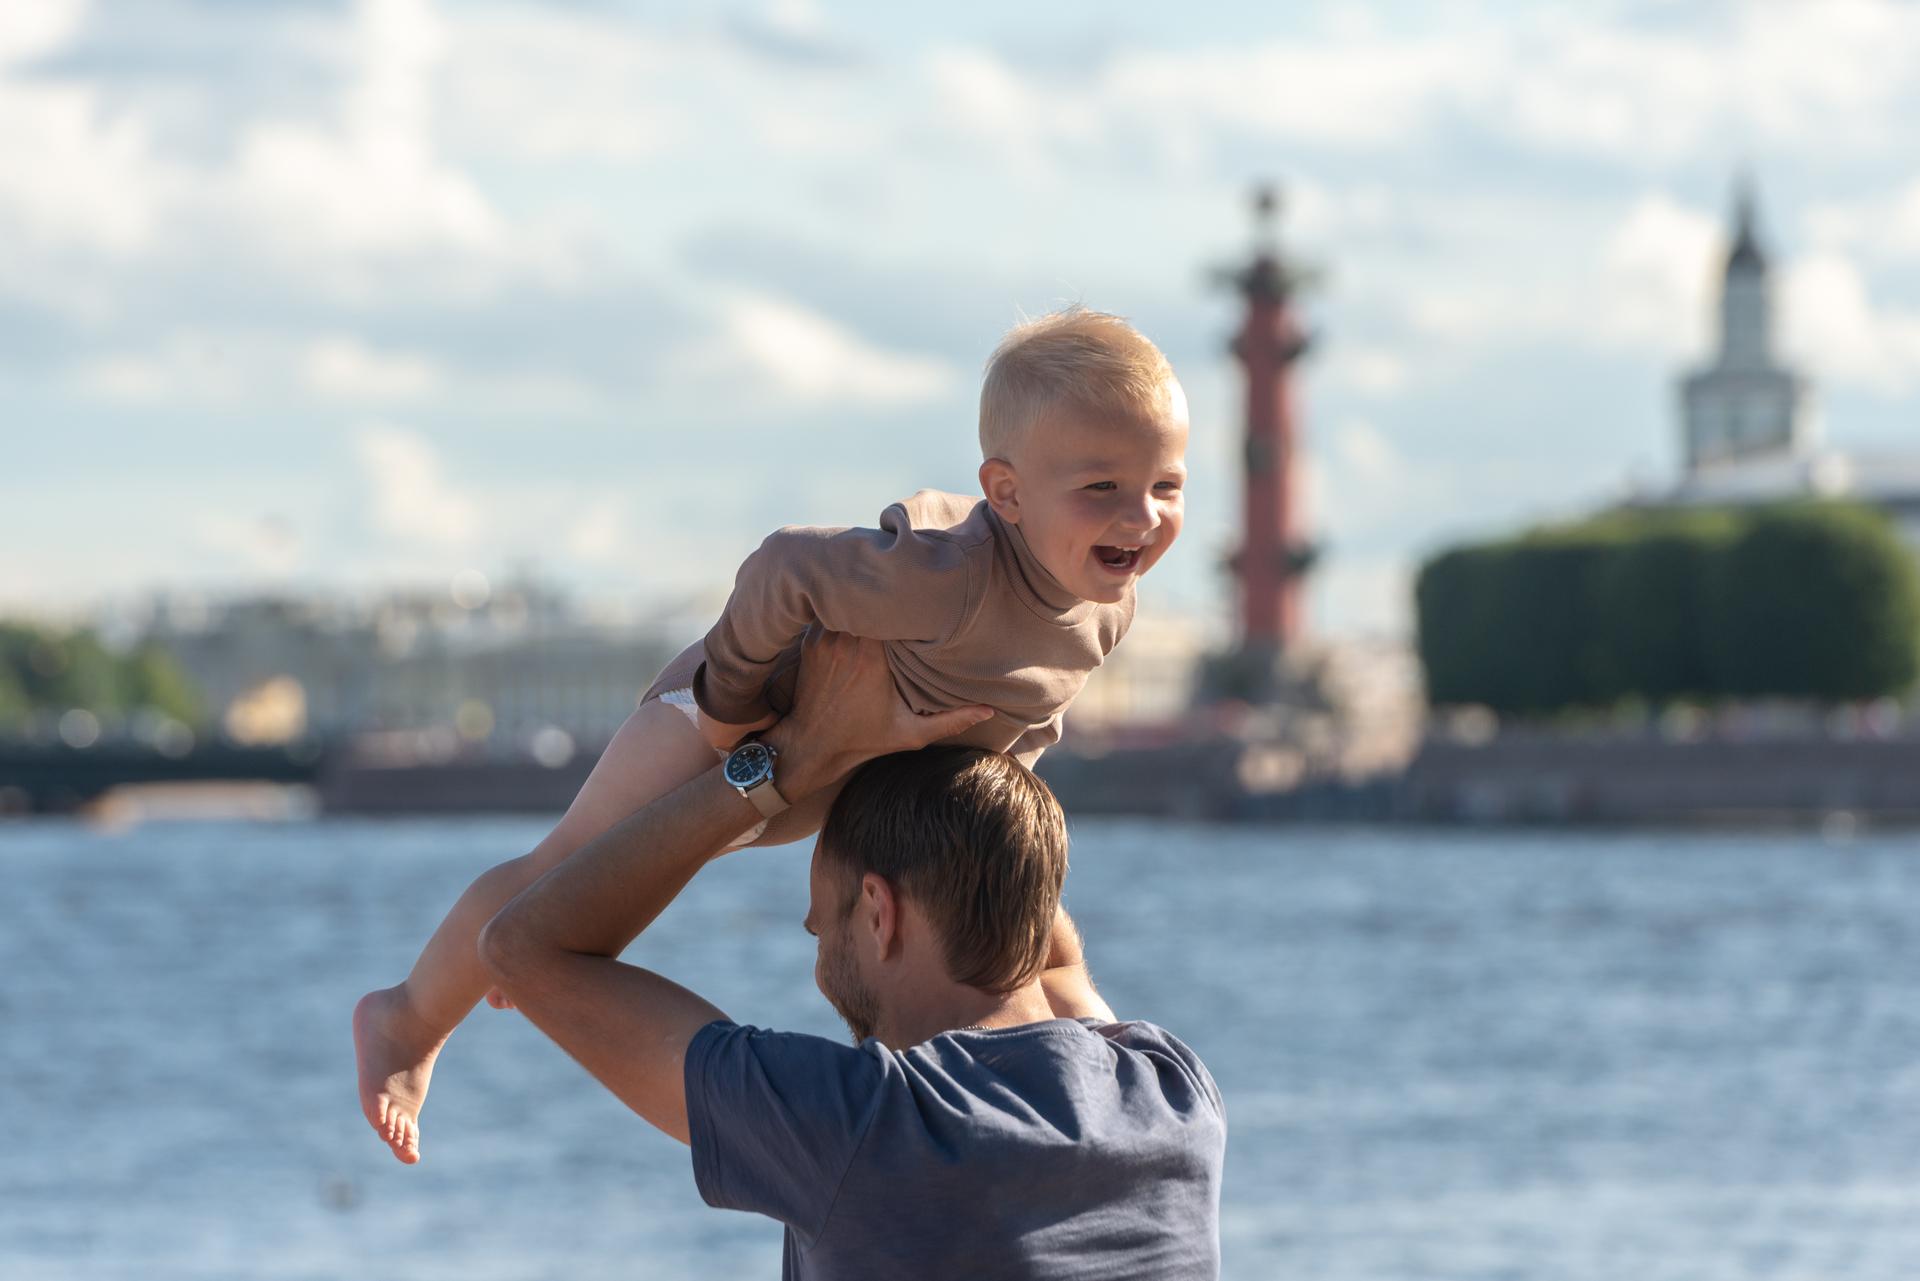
[822,920,882,1045]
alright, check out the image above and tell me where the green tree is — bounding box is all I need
[1596,511,1740,704]
[1416,544,1506,707]
[124,645,203,723]
[0,663,28,729]
[1504,530,1628,711]
[1417,501,1920,712]
[0,621,208,731]
[1705,503,1920,700]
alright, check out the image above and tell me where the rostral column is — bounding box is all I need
[1227,185,1316,660]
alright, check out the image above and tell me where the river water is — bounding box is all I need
[3,815,1918,1280]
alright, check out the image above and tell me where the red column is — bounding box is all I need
[1228,188,1314,655]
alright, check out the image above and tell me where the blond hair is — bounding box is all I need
[978,307,1176,460]
[818,747,1067,994]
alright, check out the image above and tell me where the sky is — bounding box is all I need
[4,0,1919,640]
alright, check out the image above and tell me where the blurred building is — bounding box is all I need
[1067,611,1215,732]
[1678,178,1814,471]
[138,576,676,759]
[1650,177,1920,552]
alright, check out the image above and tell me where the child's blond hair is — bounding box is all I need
[978,307,1176,460]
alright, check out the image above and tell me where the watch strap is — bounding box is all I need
[744,777,790,819]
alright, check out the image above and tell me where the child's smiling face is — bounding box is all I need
[979,380,1189,604]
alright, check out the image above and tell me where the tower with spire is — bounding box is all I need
[1226,185,1316,661]
[1678,177,1812,472]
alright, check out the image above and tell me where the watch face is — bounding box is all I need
[725,742,773,787]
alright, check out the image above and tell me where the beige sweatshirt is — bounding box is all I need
[642,489,1135,763]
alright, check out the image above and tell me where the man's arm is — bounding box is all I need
[1039,909,1116,1024]
[480,630,994,1145]
[478,767,761,1143]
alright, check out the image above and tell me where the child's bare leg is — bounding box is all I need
[353,698,716,1164]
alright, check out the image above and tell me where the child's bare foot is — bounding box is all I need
[353,986,446,1165]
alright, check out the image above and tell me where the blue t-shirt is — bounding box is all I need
[683,1016,1225,1279]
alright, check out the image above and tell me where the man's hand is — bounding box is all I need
[762,631,993,800]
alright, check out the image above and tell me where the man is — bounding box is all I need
[480,630,1225,1278]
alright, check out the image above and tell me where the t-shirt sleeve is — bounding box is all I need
[1084,1018,1226,1120]
[693,507,975,724]
[683,1020,888,1240]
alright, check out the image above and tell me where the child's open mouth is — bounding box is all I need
[1094,545,1142,572]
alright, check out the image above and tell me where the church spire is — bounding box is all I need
[1679,170,1809,472]
[1727,172,1767,275]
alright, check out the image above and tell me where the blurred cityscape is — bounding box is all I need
[6,173,1919,824]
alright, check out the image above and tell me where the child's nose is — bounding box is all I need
[1121,494,1159,536]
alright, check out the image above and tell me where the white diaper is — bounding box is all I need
[660,686,768,850]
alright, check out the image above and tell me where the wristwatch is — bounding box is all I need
[723,738,790,819]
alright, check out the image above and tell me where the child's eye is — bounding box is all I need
[1155,481,1183,492]
[1084,481,1116,491]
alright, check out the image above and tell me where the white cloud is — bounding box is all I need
[1308,417,1435,544]
[0,82,175,255]
[1334,418,1400,477]
[916,3,1920,175]
[0,0,86,67]
[1320,345,1411,398]
[564,500,633,564]
[1598,192,1722,354]
[219,0,500,266]
[68,329,601,415]
[1106,37,1494,152]
[1364,191,1725,363]
[440,8,685,162]
[762,0,828,39]
[1807,178,1920,265]
[0,0,588,306]
[69,332,271,405]
[452,369,607,417]
[681,290,957,407]
[925,48,1106,165]
[191,512,304,577]
[302,337,442,401]
[1782,252,1920,395]
[353,423,480,548]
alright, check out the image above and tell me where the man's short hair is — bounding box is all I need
[818,747,1068,994]
[978,307,1176,461]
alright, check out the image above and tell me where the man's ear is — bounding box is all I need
[860,872,901,961]
[978,458,1021,525]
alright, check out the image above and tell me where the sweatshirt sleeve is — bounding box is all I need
[693,505,976,724]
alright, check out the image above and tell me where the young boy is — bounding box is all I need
[354,307,1189,1164]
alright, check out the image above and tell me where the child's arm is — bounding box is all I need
[1038,909,1117,1024]
[695,505,976,728]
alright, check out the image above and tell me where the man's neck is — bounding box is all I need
[877,979,1059,1050]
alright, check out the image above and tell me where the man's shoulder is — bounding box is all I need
[682,1021,898,1239]
[688,1019,888,1079]
[688,1016,1222,1130]
[1073,1018,1223,1113]
[908,1018,1224,1120]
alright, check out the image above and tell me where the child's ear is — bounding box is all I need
[978,458,1021,524]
